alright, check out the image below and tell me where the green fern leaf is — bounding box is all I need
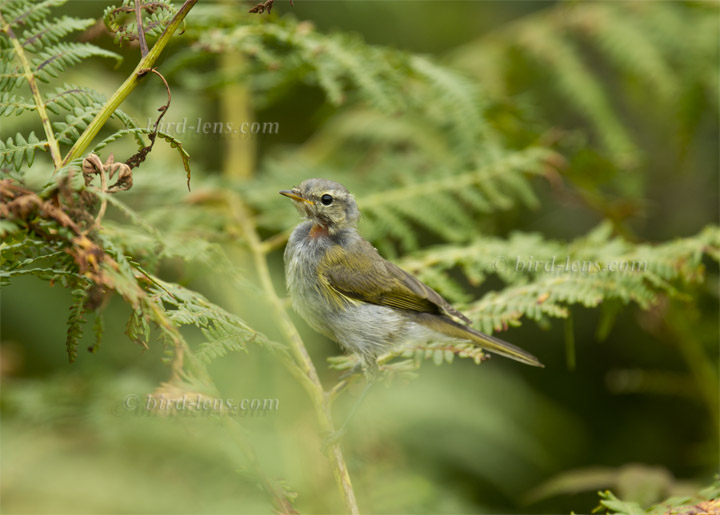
[0,131,45,170]
[20,16,95,52]
[33,42,121,82]
[65,286,87,363]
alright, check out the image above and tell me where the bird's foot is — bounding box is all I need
[338,362,363,381]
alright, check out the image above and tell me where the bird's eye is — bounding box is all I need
[320,194,333,206]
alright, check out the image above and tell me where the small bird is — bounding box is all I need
[281,178,543,370]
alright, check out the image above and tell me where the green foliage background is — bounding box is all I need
[1,1,718,513]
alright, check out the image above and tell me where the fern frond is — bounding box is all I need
[42,84,134,128]
[187,19,406,111]
[400,223,720,335]
[65,286,88,363]
[1,3,62,165]
[32,42,121,82]
[53,105,100,145]
[302,29,400,111]
[0,0,66,30]
[103,0,177,46]
[20,16,95,52]
[93,237,279,370]
[451,1,718,169]
[145,276,282,364]
[125,308,150,349]
[401,231,565,288]
[361,205,419,255]
[0,84,139,128]
[89,313,103,354]
[172,12,510,164]
[517,24,638,167]
[0,92,34,115]
[565,3,679,102]
[409,55,495,159]
[1,0,129,170]
[0,131,46,170]
[356,146,553,250]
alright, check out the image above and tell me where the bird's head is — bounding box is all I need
[280,178,360,233]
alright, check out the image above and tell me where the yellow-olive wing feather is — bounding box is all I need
[321,240,472,325]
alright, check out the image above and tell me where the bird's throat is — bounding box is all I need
[309,223,329,239]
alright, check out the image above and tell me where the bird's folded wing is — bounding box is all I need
[321,242,472,325]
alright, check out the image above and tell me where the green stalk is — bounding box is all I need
[220,51,255,179]
[61,0,199,166]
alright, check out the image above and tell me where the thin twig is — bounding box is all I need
[125,68,171,169]
[0,12,62,169]
[249,0,273,14]
[249,0,294,14]
[249,0,270,14]
[134,0,150,57]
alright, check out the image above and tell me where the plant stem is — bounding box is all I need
[230,198,360,515]
[0,11,62,169]
[134,0,150,57]
[61,0,198,166]
[220,51,255,179]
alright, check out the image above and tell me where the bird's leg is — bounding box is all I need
[322,358,379,449]
[322,379,375,449]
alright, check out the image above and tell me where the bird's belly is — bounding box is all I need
[320,303,408,360]
[317,303,458,365]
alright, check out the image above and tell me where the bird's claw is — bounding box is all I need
[338,362,363,381]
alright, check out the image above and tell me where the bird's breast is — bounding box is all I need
[285,223,346,338]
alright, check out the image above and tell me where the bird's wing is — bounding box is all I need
[320,239,472,325]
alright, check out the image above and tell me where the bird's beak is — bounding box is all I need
[279,190,314,205]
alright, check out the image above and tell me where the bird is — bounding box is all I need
[280,178,543,371]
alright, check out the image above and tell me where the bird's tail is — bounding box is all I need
[416,314,544,367]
